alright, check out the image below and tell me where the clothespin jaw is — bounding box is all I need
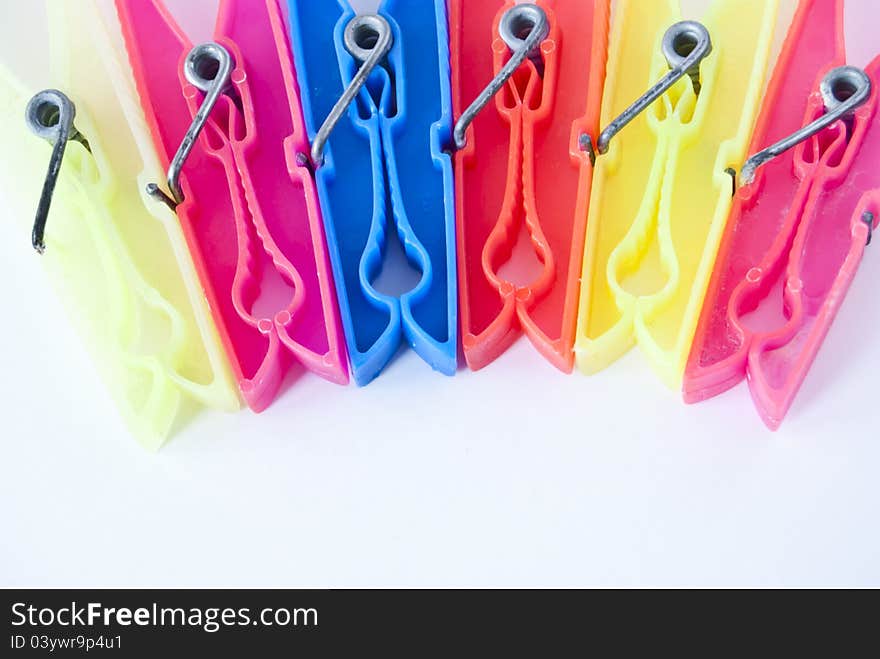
[684,0,880,429]
[288,0,457,386]
[451,0,610,372]
[116,0,349,411]
[574,0,779,388]
[0,0,240,449]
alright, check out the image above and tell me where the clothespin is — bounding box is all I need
[450,0,610,372]
[115,0,349,411]
[574,0,779,388]
[0,1,239,449]
[684,0,880,429]
[287,0,457,386]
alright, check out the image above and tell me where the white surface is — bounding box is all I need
[1,0,879,588]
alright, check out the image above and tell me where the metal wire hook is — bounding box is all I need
[25,89,91,254]
[582,21,712,164]
[452,3,550,151]
[738,66,872,187]
[146,42,235,210]
[864,211,875,247]
[306,14,393,169]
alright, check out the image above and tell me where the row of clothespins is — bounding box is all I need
[1,0,876,448]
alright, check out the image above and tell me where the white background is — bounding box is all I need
[0,0,877,587]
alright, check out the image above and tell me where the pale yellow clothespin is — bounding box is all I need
[0,1,239,449]
[576,0,779,388]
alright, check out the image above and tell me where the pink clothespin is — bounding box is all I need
[116,0,348,412]
[685,0,879,429]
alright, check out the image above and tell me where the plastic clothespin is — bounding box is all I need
[287,0,457,386]
[0,1,239,449]
[450,0,610,372]
[115,0,349,411]
[684,0,880,429]
[574,0,779,388]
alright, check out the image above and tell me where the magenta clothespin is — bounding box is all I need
[685,0,879,429]
[116,0,348,412]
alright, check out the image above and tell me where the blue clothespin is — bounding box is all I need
[288,0,457,386]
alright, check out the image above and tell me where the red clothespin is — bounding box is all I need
[451,0,610,371]
[685,0,880,429]
[116,0,348,412]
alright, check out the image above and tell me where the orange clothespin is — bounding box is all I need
[451,0,610,371]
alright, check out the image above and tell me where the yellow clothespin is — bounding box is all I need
[575,0,778,388]
[0,1,239,449]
